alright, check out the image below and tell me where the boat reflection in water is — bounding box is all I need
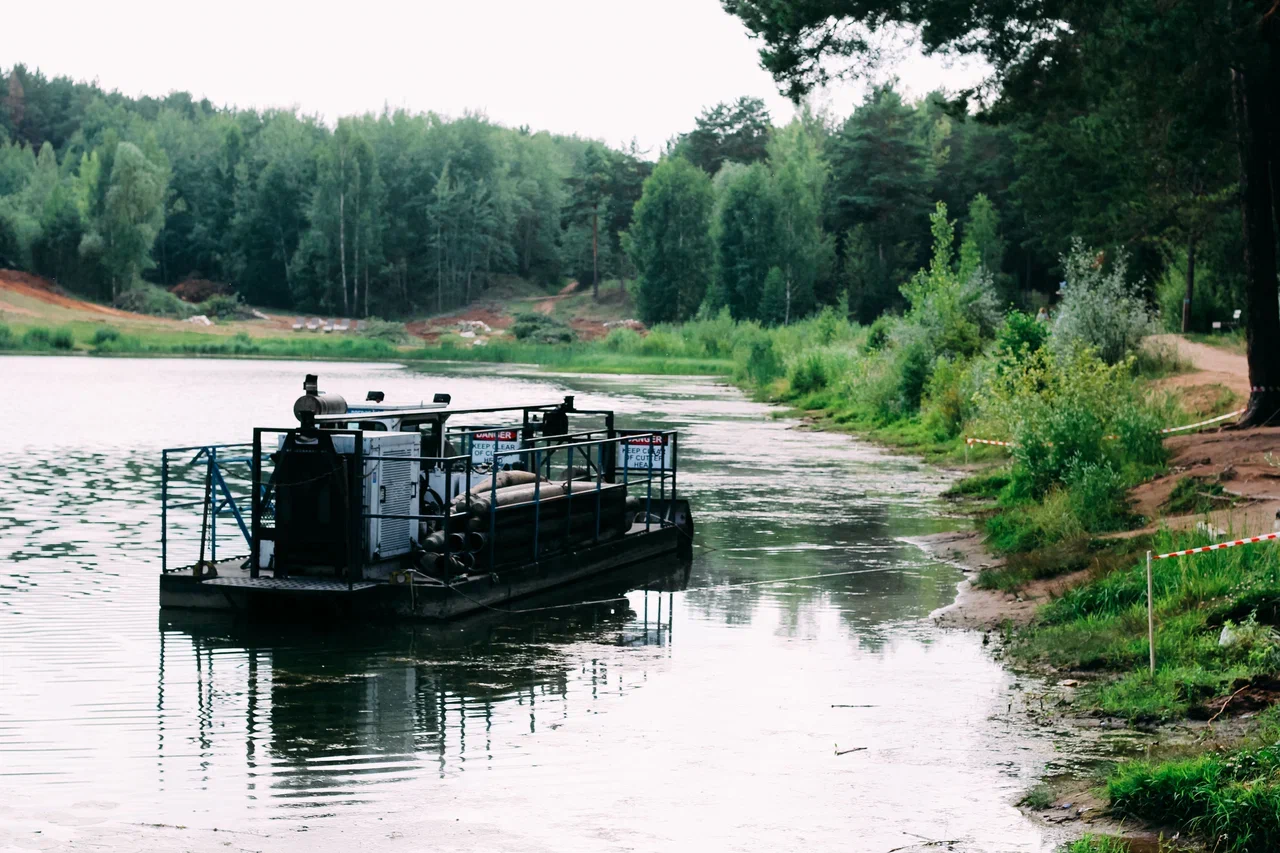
[156,559,688,807]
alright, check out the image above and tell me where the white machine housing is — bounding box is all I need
[278,431,421,562]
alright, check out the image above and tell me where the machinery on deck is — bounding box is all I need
[159,375,692,620]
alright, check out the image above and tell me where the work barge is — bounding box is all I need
[159,375,692,620]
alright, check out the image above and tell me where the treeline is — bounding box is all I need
[0,64,1245,330]
[0,64,649,315]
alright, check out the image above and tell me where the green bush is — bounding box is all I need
[994,309,1048,366]
[198,293,252,320]
[357,317,410,344]
[0,322,12,349]
[511,312,574,344]
[740,336,783,386]
[863,314,894,352]
[91,326,121,346]
[21,326,52,348]
[114,284,194,318]
[50,326,75,350]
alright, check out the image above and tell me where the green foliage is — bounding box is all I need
[1052,240,1157,365]
[0,321,11,348]
[628,157,715,324]
[114,283,194,318]
[994,310,1048,365]
[198,293,251,320]
[714,162,781,320]
[356,317,410,344]
[978,344,1165,504]
[1108,732,1280,852]
[91,326,121,346]
[1060,836,1132,853]
[510,312,574,344]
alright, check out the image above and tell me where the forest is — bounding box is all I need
[0,60,1245,333]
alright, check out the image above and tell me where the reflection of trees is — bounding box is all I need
[156,560,688,798]
[683,504,960,651]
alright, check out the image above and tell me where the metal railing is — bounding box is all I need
[164,427,679,585]
[160,443,266,574]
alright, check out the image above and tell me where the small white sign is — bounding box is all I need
[471,429,522,467]
[616,433,671,472]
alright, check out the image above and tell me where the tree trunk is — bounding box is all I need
[1181,237,1196,334]
[591,209,599,300]
[364,264,369,317]
[338,189,348,314]
[1231,65,1280,427]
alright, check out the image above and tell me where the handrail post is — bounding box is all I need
[488,459,498,573]
[645,433,654,533]
[161,449,168,574]
[443,456,453,575]
[594,442,603,543]
[532,448,541,562]
[671,432,678,502]
[250,430,261,578]
[209,445,218,563]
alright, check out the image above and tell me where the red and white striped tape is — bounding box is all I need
[1159,409,1244,434]
[1152,531,1280,561]
[966,408,1245,450]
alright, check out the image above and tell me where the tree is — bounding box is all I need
[677,96,772,175]
[724,0,1280,425]
[714,162,781,321]
[563,143,612,299]
[829,85,930,322]
[627,157,714,324]
[958,193,1004,284]
[100,141,167,298]
[768,115,831,323]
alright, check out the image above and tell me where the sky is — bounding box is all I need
[0,0,987,153]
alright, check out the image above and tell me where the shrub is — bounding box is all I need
[863,314,894,352]
[50,326,75,350]
[978,343,1165,504]
[1051,239,1156,365]
[921,356,975,440]
[511,312,574,344]
[198,293,253,320]
[994,309,1048,367]
[357,318,410,344]
[91,326,121,346]
[0,322,12,349]
[114,284,194,318]
[740,335,783,386]
[21,326,52,348]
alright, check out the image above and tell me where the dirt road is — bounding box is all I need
[1150,333,1249,396]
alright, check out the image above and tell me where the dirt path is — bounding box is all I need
[1150,333,1249,397]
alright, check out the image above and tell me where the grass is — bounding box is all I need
[1008,527,1280,721]
[1060,836,1134,853]
[1106,709,1280,852]
[1018,782,1055,810]
[1164,476,1234,516]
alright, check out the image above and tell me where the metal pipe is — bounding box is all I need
[1147,550,1156,676]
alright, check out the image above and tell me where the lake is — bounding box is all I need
[0,356,1073,852]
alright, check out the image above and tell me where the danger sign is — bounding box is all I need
[471,429,521,467]
[616,432,671,472]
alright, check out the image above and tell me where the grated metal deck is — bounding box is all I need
[200,576,380,593]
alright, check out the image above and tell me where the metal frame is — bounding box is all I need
[163,425,680,588]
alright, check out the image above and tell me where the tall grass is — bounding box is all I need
[1012,527,1280,720]
[1107,710,1280,852]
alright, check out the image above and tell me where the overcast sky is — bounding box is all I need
[1,0,986,153]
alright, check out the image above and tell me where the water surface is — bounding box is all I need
[1,356,1069,851]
